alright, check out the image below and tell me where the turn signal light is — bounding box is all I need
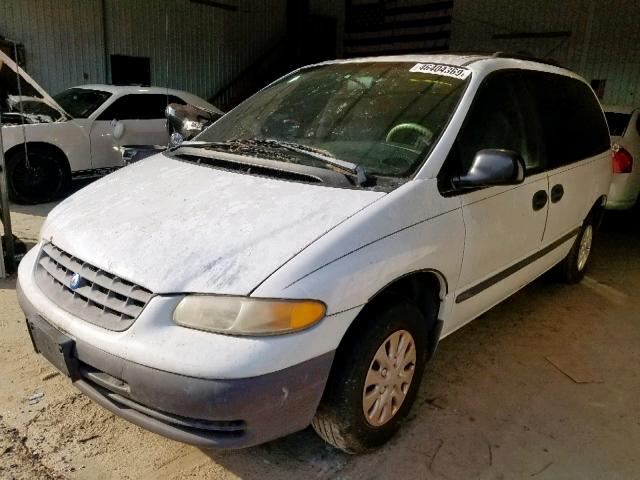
[613,146,633,174]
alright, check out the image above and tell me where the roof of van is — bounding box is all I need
[316,52,580,80]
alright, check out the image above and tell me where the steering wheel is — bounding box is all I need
[385,123,433,148]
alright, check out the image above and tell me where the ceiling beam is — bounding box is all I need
[492,30,572,40]
[190,0,239,12]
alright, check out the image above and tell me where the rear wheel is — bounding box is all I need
[558,216,594,283]
[312,300,430,453]
[6,146,69,204]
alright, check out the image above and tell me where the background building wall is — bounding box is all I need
[3,1,638,107]
[0,0,106,95]
[105,0,286,101]
[310,0,346,57]
[450,0,640,106]
[343,0,453,57]
[0,0,287,102]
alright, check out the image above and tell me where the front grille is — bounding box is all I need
[35,243,153,331]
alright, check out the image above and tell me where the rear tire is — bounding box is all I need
[6,146,69,204]
[312,300,430,453]
[558,216,594,284]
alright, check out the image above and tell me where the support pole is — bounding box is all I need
[0,40,23,275]
[0,122,15,276]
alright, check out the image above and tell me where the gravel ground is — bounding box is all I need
[1,199,640,479]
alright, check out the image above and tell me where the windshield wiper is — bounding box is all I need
[172,138,368,186]
[256,139,368,185]
[169,140,230,152]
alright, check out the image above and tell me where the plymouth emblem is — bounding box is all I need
[70,273,83,290]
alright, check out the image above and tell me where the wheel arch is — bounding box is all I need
[4,141,72,203]
[589,194,607,229]
[367,268,447,313]
[5,141,71,174]
[336,269,447,365]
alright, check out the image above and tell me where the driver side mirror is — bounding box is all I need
[452,149,525,189]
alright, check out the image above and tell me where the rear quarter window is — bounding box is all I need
[524,72,611,168]
[604,112,631,137]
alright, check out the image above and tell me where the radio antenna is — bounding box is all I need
[165,6,170,103]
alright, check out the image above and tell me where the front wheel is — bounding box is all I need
[312,300,430,453]
[6,147,68,204]
[558,217,594,283]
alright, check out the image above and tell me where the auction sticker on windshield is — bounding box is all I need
[410,63,471,80]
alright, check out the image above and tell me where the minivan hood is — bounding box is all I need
[41,155,384,295]
[0,50,68,121]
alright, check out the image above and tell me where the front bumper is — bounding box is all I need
[17,280,334,448]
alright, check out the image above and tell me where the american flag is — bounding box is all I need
[344,0,454,57]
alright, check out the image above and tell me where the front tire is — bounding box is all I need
[6,146,69,204]
[312,300,430,453]
[558,216,594,284]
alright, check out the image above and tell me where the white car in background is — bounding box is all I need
[603,105,640,210]
[0,49,221,203]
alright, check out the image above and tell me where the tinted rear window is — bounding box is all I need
[524,72,611,168]
[604,112,631,136]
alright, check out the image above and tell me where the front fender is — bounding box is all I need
[1,121,90,172]
[252,179,465,318]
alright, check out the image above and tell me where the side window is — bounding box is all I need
[524,72,611,168]
[442,71,542,182]
[98,94,181,121]
[168,95,186,106]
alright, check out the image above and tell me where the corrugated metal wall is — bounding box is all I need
[450,0,640,106]
[105,0,287,100]
[0,0,287,101]
[310,0,346,57]
[343,0,453,57]
[0,0,106,95]
[6,1,636,105]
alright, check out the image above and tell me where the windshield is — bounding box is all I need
[0,57,55,123]
[52,88,111,118]
[604,111,631,137]
[13,98,64,121]
[197,62,469,179]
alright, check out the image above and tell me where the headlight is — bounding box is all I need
[173,295,326,336]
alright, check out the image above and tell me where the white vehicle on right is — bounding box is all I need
[603,105,640,210]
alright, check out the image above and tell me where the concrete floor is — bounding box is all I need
[1,201,639,479]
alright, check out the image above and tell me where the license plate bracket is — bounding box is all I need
[26,316,79,380]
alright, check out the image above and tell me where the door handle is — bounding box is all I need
[551,184,564,203]
[532,190,548,211]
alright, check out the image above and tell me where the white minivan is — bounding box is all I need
[17,53,612,453]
